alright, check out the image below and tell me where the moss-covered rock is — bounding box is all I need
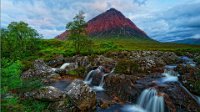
[115,59,139,75]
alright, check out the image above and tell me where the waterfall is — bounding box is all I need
[137,88,157,108]
[84,66,113,91]
[157,66,179,83]
[146,96,164,112]
[83,66,104,85]
[60,63,70,69]
[84,70,95,84]
[122,88,164,112]
[92,73,108,91]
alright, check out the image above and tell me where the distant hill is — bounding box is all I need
[55,8,151,40]
[171,38,200,45]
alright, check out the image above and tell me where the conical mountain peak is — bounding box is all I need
[56,8,149,40]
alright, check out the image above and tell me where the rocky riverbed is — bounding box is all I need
[21,51,200,112]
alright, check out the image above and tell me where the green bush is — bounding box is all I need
[1,59,22,94]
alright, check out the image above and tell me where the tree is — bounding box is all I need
[66,11,92,54]
[1,21,41,60]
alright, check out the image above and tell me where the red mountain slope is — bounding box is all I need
[55,8,149,40]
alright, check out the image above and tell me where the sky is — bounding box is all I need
[1,0,200,42]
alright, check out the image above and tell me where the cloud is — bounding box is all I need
[1,0,200,41]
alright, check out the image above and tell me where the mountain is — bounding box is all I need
[55,8,150,40]
[171,38,200,45]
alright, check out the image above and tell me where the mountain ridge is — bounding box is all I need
[171,38,200,45]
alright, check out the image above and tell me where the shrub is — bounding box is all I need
[1,60,22,94]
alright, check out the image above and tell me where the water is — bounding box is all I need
[50,79,72,91]
[84,70,95,84]
[180,56,196,67]
[159,62,200,105]
[122,88,164,112]
[92,74,108,91]
[84,66,113,91]
[60,63,70,69]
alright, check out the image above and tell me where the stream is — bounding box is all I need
[50,56,199,112]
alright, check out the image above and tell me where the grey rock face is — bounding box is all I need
[65,79,96,111]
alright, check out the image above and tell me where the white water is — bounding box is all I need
[84,70,95,84]
[180,56,196,67]
[84,66,114,91]
[122,88,164,112]
[92,73,108,91]
[160,69,178,83]
[160,63,200,105]
[60,63,70,69]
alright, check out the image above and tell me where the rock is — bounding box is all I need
[158,83,200,112]
[91,72,104,86]
[104,74,143,102]
[34,60,54,72]
[115,59,139,74]
[54,68,66,75]
[47,55,64,67]
[21,60,55,78]
[30,86,64,101]
[65,79,96,111]
[161,52,179,64]
[99,99,113,109]
[48,99,78,112]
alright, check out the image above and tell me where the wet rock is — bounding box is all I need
[99,99,113,109]
[65,79,96,111]
[158,83,200,112]
[175,64,200,95]
[104,74,143,102]
[29,86,64,101]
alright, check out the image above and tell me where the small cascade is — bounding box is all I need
[159,62,200,105]
[137,88,157,108]
[84,66,103,84]
[92,73,108,91]
[60,63,70,69]
[122,88,165,112]
[84,66,114,91]
[180,56,196,67]
[84,70,95,84]
[146,96,164,112]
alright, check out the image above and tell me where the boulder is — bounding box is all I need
[21,60,55,78]
[65,79,96,111]
[91,72,104,86]
[158,83,200,112]
[48,99,78,112]
[30,86,64,101]
[104,74,143,102]
[47,55,65,67]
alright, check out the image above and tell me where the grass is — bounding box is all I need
[19,38,200,64]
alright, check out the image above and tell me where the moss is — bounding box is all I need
[115,59,139,75]
[75,66,86,77]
